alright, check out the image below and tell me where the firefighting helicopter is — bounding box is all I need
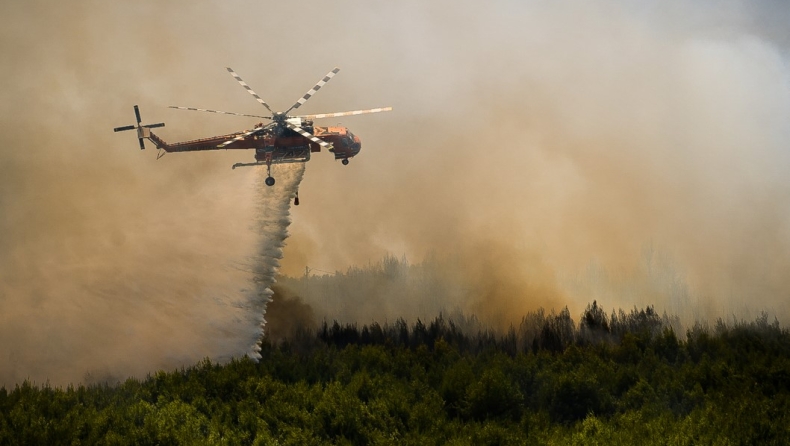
[113,67,391,190]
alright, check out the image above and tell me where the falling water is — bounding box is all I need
[244,163,305,359]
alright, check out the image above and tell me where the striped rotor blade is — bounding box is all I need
[226,67,273,113]
[169,106,271,120]
[284,67,340,114]
[287,123,332,150]
[217,126,268,148]
[299,106,392,120]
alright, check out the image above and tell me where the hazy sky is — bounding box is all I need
[1,0,789,385]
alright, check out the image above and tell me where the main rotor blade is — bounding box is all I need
[143,123,165,129]
[226,67,274,113]
[284,67,340,115]
[286,123,333,150]
[138,137,146,150]
[216,124,270,148]
[298,106,392,120]
[168,106,271,120]
[114,125,136,132]
[134,105,142,124]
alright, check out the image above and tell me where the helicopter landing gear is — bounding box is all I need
[342,158,349,165]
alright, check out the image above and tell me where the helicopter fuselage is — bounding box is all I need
[146,125,361,163]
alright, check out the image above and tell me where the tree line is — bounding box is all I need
[1,302,789,445]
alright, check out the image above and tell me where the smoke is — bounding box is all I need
[2,0,790,385]
[264,284,317,345]
[280,0,790,326]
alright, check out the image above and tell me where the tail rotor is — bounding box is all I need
[113,105,165,150]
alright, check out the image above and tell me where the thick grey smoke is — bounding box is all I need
[1,0,790,385]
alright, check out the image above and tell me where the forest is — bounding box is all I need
[1,298,789,445]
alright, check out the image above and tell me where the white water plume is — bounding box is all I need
[244,164,305,359]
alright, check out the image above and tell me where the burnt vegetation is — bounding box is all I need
[2,301,789,444]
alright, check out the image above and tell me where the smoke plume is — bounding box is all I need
[2,0,790,386]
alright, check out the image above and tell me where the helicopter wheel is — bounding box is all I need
[265,176,275,186]
[342,158,349,165]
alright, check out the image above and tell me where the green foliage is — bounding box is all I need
[1,305,789,444]
[465,367,523,421]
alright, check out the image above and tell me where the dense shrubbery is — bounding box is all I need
[2,303,789,445]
